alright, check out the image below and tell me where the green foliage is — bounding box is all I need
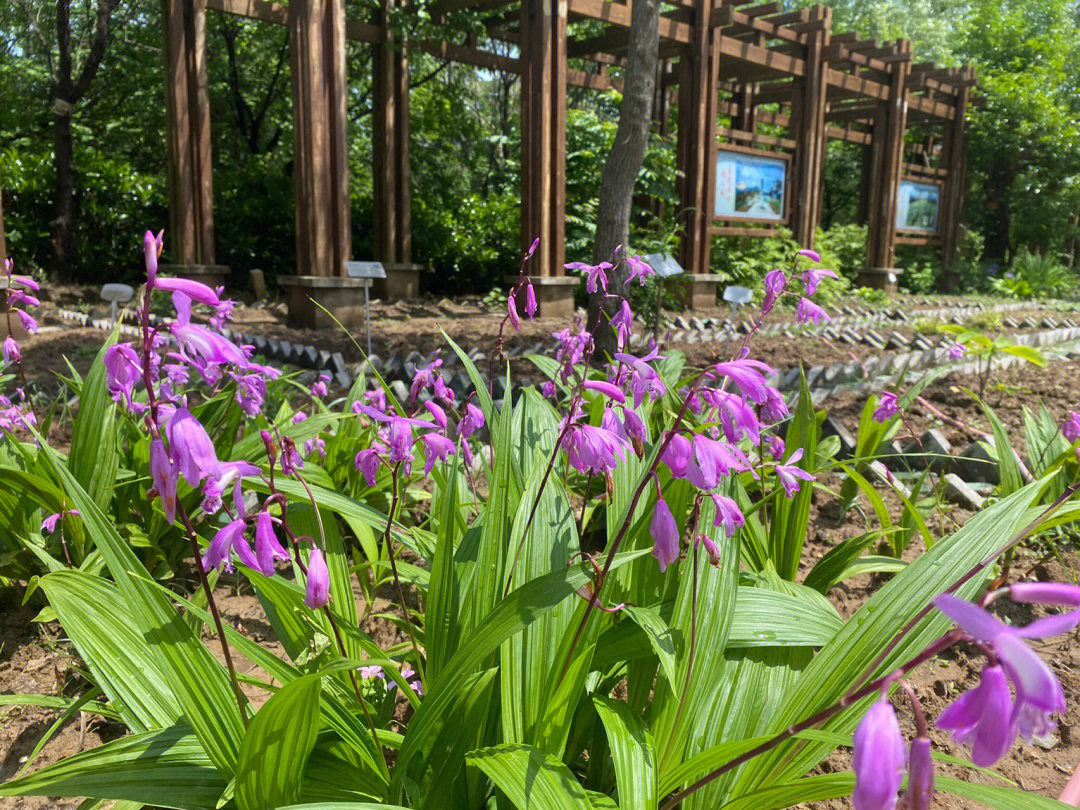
[990,248,1077,300]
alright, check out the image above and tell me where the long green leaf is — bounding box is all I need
[593,697,658,810]
[235,675,322,810]
[727,586,843,648]
[67,326,120,514]
[467,743,594,809]
[0,724,227,809]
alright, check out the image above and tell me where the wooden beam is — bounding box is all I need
[206,0,287,25]
[163,0,216,265]
[567,67,621,90]
[906,93,953,120]
[414,39,520,71]
[567,28,627,59]
[711,5,801,44]
[826,69,888,100]
[826,125,871,144]
[716,34,805,76]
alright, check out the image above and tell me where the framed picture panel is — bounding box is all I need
[896,178,942,234]
[713,146,789,223]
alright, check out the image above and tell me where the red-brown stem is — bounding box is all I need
[658,631,961,810]
[3,288,37,424]
[383,463,425,687]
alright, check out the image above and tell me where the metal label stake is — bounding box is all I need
[346,261,386,356]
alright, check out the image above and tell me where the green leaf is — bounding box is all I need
[967,390,1024,496]
[657,736,771,797]
[999,343,1047,366]
[623,605,678,694]
[0,724,228,809]
[727,586,844,648]
[467,743,594,809]
[936,776,1073,809]
[770,371,819,580]
[67,326,120,514]
[37,438,246,774]
[593,697,658,810]
[803,530,893,593]
[440,328,495,425]
[235,675,322,810]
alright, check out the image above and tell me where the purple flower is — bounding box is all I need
[143,230,163,282]
[458,402,485,439]
[254,511,290,576]
[234,373,267,417]
[355,447,382,486]
[762,269,787,315]
[713,359,774,405]
[410,354,443,402]
[542,380,556,399]
[650,497,680,572]
[948,342,967,361]
[150,439,179,523]
[936,664,1014,767]
[687,435,746,490]
[3,336,21,366]
[797,248,822,264]
[508,290,521,332]
[566,261,610,294]
[766,434,785,460]
[873,391,899,423]
[360,664,385,680]
[1063,412,1080,443]
[661,433,693,478]
[934,592,1077,745]
[610,299,633,347]
[292,411,308,425]
[903,737,935,810]
[388,417,415,463]
[304,436,326,458]
[311,373,329,399]
[167,407,218,486]
[526,237,540,258]
[583,379,626,404]
[774,448,815,497]
[615,351,666,408]
[796,297,830,325]
[41,512,62,534]
[525,281,537,319]
[419,432,456,475]
[620,406,647,444]
[761,386,789,423]
[17,309,38,334]
[201,460,260,515]
[625,255,655,285]
[852,699,906,810]
[104,343,143,407]
[424,400,447,430]
[802,267,838,296]
[202,519,249,573]
[153,276,221,307]
[305,547,330,608]
[280,437,304,476]
[561,422,629,475]
[710,494,744,537]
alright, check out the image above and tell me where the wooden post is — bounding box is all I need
[864,39,911,276]
[856,142,872,225]
[520,0,566,276]
[373,0,411,264]
[676,0,718,276]
[940,78,971,288]
[162,0,215,265]
[790,5,829,249]
[290,0,350,277]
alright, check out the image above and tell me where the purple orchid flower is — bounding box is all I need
[796,297,830,325]
[710,493,744,537]
[934,591,1079,747]
[853,698,906,810]
[797,248,822,264]
[762,269,787,315]
[713,359,775,405]
[524,281,537,319]
[458,402,485,439]
[904,736,935,810]
[773,448,815,497]
[507,290,521,331]
[766,434,785,460]
[419,432,456,475]
[873,391,899,423]
[560,421,629,475]
[802,267,839,296]
[40,509,77,534]
[948,342,967,361]
[355,447,382,486]
[661,433,693,479]
[202,519,253,573]
[104,343,143,407]
[936,664,1014,767]
[566,261,610,294]
[424,400,448,430]
[305,547,330,608]
[254,511,290,576]
[1062,412,1080,443]
[650,496,679,572]
[620,406,647,444]
[625,255,655,285]
[687,435,746,490]
[583,379,626,403]
[149,439,179,523]
[17,309,38,334]
[3,336,21,367]
[167,406,218,486]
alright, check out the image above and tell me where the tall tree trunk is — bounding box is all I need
[52,104,77,276]
[590,0,659,358]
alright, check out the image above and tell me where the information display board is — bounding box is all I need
[896,179,941,233]
[714,149,787,221]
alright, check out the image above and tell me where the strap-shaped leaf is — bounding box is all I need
[235,674,322,810]
[727,587,843,648]
[594,697,658,810]
[67,326,120,514]
[467,743,593,809]
[0,724,227,809]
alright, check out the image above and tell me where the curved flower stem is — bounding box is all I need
[176,499,250,727]
[3,289,37,424]
[658,631,962,810]
[384,463,426,689]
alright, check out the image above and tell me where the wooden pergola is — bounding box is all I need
[162,0,975,323]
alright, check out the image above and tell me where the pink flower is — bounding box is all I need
[560,421,629,475]
[620,406,647,444]
[687,435,746,490]
[41,513,62,534]
[853,699,906,810]
[802,267,838,296]
[507,290,520,331]
[458,403,485,439]
[154,276,221,307]
[773,448,815,497]
[305,547,330,608]
[796,297,830,325]
[873,391,899,423]
[104,343,143,407]
[1063,412,1080,443]
[202,519,253,573]
[650,497,679,572]
[410,354,443,402]
[2,336,21,366]
[355,447,382,486]
[936,664,1014,767]
[797,248,822,264]
[424,400,447,430]
[254,511,290,576]
[311,373,329,399]
[713,359,775,405]
[524,281,537,319]
[16,309,38,334]
[710,494,744,537]
[566,261,610,294]
[762,269,787,315]
[583,379,626,404]
[167,407,218,486]
[625,255,655,285]
[610,299,633,347]
[419,432,456,475]
[150,439,179,523]
[948,342,967,360]
[661,433,693,478]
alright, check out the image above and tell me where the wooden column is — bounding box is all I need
[789,5,829,248]
[864,40,911,272]
[163,0,215,265]
[373,0,411,264]
[290,0,351,277]
[676,0,718,276]
[520,0,566,276]
[940,79,971,286]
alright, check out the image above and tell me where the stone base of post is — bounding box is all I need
[509,275,579,319]
[857,266,902,294]
[672,274,720,310]
[279,275,372,330]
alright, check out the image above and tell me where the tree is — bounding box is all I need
[589,0,659,356]
[13,0,124,276]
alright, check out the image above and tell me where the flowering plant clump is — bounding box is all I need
[1,232,1079,810]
